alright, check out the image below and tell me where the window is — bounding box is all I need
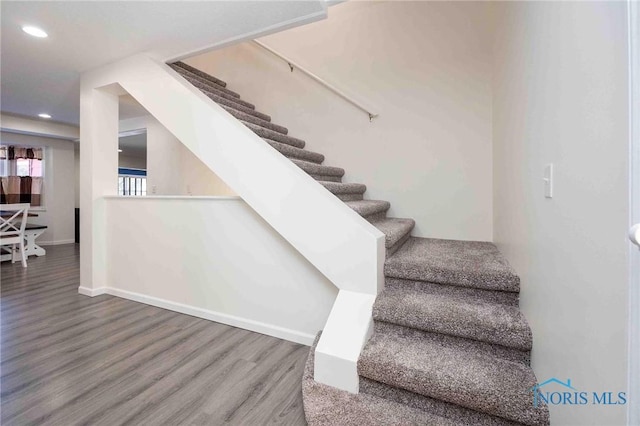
[118,168,146,196]
[0,145,44,207]
[16,158,43,177]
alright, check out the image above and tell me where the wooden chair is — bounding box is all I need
[0,203,30,268]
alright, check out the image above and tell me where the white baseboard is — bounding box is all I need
[85,286,315,346]
[40,239,76,246]
[78,286,107,297]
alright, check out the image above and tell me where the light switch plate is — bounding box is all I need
[544,164,553,198]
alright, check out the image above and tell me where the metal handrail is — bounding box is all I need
[253,40,378,121]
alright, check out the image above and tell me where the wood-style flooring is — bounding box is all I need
[1,244,308,425]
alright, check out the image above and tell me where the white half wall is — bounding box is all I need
[100,196,337,344]
[0,131,75,245]
[185,1,494,241]
[492,2,629,425]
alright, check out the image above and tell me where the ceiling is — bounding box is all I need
[0,1,327,127]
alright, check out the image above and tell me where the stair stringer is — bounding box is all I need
[80,53,385,393]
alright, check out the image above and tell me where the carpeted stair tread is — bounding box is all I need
[176,69,239,98]
[373,321,530,365]
[170,64,240,98]
[172,61,227,87]
[310,174,341,183]
[244,122,304,148]
[206,91,271,121]
[198,85,255,110]
[220,106,285,134]
[358,324,549,425]
[320,182,366,201]
[359,378,522,426]
[303,334,458,426]
[266,140,324,164]
[385,237,520,292]
[385,277,520,307]
[345,200,391,220]
[291,159,345,178]
[249,118,287,135]
[371,218,415,251]
[187,78,256,110]
[320,182,366,194]
[373,285,532,350]
[304,382,459,426]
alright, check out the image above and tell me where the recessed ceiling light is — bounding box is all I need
[22,25,48,38]
[38,113,51,119]
[118,149,123,153]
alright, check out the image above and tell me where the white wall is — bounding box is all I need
[492,2,629,425]
[118,153,146,170]
[104,197,337,344]
[185,0,494,241]
[1,131,75,245]
[146,117,235,196]
[113,117,233,196]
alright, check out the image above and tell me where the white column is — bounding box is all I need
[79,84,120,295]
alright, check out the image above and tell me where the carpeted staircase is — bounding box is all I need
[169,61,550,426]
